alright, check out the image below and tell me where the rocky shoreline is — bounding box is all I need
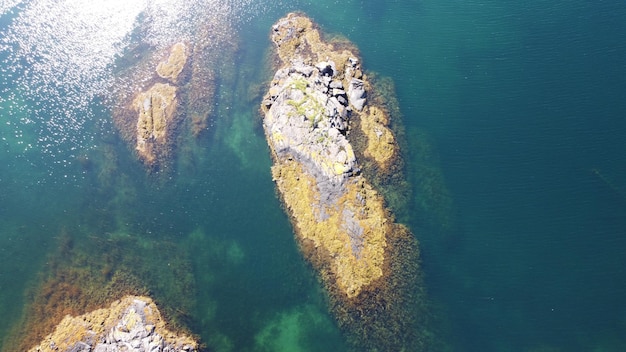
[28,296,198,352]
[261,13,433,350]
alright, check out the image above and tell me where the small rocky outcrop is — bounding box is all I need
[111,42,189,168]
[261,13,433,351]
[134,82,178,166]
[133,43,187,167]
[156,42,188,82]
[28,296,198,352]
[111,14,238,172]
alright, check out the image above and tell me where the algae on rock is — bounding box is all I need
[133,82,178,165]
[261,12,438,351]
[112,42,189,169]
[110,10,239,173]
[28,295,198,352]
[156,42,188,82]
[3,228,198,352]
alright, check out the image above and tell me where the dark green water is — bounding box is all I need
[1,0,626,351]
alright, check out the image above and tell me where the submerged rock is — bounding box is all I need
[133,82,178,165]
[261,13,435,351]
[110,10,239,173]
[112,42,189,169]
[156,42,188,82]
[28,296,198,352]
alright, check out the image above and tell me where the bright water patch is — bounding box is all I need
[0,0,259,180]
[0,0,145,178]
[0,1,22,16]
[0,89,34,153]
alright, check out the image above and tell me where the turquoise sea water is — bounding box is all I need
[1,1,626,351]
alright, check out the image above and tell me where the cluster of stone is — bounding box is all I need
[262,56,364,183]
[261,13,397,299]
[29,296,198,352]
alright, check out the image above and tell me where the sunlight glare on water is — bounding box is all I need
[0,0,256,179]
[0,0,146,168]
[0,1,22,15]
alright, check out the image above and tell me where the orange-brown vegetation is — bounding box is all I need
[3,229,197,352]
[134,83,179,165]
[272,160,390,298]
[190,113,208,138]
[110,29,231,170]
[27,295,198,352]
[264,13,439,350]
[156,42,188,82]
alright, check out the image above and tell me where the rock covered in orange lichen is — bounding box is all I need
[359,105,397,170]
[261,13,436,350]
[133,83,178,165]
[28,296,198,352]
[271,159,389,298]
[3,228,199,352]
[262,12,405,301]
[108,4,244,172]
[131,43,187,167]
[156,42,188,82]
[110,42,188,169]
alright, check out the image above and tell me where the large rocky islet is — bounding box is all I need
[261,13,434,351]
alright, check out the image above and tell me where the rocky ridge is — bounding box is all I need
[110,41,189,168]
[29,296,198,352]
[261,13,400,299]
[261,13,433,350]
